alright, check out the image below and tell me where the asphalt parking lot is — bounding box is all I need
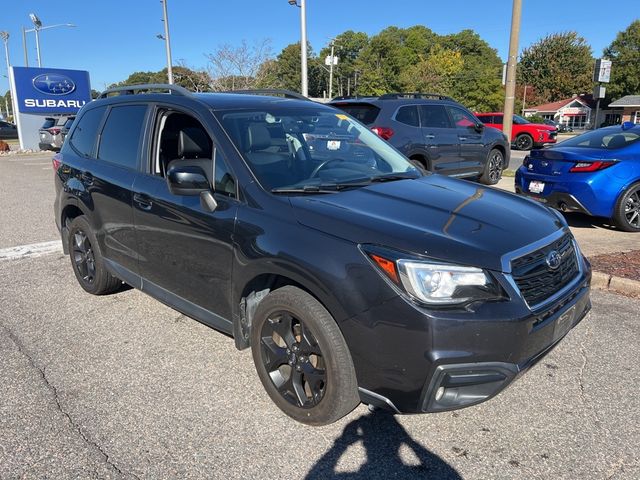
[1,153,639,479]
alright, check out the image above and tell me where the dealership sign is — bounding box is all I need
[11,66,91,114]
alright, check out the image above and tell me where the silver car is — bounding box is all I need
[39,116,75,151]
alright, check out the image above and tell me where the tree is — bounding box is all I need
[604,20,640,100]
[319,31,369,97]
[399,46,464,94]
[519,32,593,104]
[108,66,212,92]
[256,42,324,97]
[205,39,273,91]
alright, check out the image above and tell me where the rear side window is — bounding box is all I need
[333,103,380,125]
[395,105,420,127]
[69,107,107,158]
[98,105,147,169]
[493,115,504,124]
[420,105,452,128]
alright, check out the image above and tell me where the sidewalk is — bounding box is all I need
[494,175,640,297]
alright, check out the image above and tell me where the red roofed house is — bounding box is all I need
[523,94,619,130]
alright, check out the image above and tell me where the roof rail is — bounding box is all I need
[225,89,310,101]
[330,95,377,101]
[98,83,192,99]
[379,92,453,101]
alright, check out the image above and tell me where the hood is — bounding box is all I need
[290,175,565,272]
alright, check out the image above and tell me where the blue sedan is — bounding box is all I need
[515,123,640,232]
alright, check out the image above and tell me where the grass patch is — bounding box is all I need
[502,169,516,177]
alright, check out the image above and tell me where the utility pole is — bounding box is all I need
[160,0,174,84]
[22,27,28,66]
[502,0,522,142]
[300,0,308,97]
[521,85,527,116]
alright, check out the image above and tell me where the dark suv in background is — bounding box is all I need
[330,93,510,185]
[54,85,591,426]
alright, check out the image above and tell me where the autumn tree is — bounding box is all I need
[205,39,273,91]
[603,20,640,99]
[519,32,593,103]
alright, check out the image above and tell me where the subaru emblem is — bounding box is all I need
[33,73,76,95]
[546,250,562,270]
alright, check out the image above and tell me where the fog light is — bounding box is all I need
[435,386,445,401]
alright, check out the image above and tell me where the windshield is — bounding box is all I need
[216,106,420,191]
[558,128,640,150]
[513,115,530,125]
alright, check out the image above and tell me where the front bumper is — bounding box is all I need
[349,253,591,414]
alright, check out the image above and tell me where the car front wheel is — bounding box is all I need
[250,286,360,425]
[613,183,640,232]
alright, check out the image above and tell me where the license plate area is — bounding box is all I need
[529,180,545,194]
[553,305,576,341]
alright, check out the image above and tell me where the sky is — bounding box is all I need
[1,0,638,94]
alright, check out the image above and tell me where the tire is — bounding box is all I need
[479,148,504,185]
[250,286,360,426]
[514,133,534,151]
[409,156,429,174]
[67,216,122,295]
[612,183,640,232]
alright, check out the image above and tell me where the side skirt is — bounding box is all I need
[103,259,234,336]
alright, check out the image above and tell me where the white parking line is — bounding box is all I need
[0,241,63,261]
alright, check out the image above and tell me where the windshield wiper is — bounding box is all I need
[271,182,370,194]
[369,172,421,183]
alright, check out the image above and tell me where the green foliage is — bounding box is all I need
[604,20,640,100]
[526,114,545,124]
[109,66,211,91]
[519,32,593,104]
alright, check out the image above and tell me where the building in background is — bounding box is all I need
[523,94,617,130]
[608,95,640,124]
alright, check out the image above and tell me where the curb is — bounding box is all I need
[591,271,640,298]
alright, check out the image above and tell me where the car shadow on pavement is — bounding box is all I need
[304,410,462,480]
[564,212,618,231]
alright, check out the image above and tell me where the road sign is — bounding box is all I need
[593,59,612,83]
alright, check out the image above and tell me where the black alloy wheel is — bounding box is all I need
[480,149,504,185]
[614,184,640,232]
[72,230,96,285]
[259,311,327,408]
[515,134,534,151]
[250,286,360,425]
[67,216,122,295]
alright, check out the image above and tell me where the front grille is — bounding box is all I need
[511,234,579,307]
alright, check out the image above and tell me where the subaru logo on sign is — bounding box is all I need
[546,250,562,270]
[32,74,76,95]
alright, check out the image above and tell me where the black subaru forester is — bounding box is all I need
[54,85,591,425]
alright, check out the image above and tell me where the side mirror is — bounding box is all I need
[474,122,485,132]
[166,164,210,196]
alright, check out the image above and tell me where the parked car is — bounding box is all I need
[0,120,18,140]
[543,119,573,133]
[476,113,557,150]
[330,93,510,185]
[39,115,75,151]
[54,84,591,425]
[515,123,640,232]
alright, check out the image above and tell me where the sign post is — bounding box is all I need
[10,66,91,150]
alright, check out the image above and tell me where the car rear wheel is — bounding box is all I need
[68,216,122,295]
[250,286,360,425]
[613,183,640,232]
[515,133,533,151]
[479,148,504,185]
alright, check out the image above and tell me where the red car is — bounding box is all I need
[475,113,557,150]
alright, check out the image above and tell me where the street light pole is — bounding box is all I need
[34,29,41,67]
[502,0,522,143]
[1,31,15,119]
[328,40,335,99]
[288,0,308,97]
[22,27,28,67]
[160,0,174,84]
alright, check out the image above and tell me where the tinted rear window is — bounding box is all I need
[69,107,107,157]
[559,129,640,150]
[42,118,56,129]
[332,103,380,125]
[97,105,147,169]
[476,115,494,124]
[395,105,420,127]
[420,105,451,128]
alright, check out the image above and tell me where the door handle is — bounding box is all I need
[458,136,468,141]
[133,193,153,211]
[425,134,436,139]
[80,171,94,185]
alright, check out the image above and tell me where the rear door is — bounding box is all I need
[418,104,461,174]
[66,104,148,277]
[446,106,486,175]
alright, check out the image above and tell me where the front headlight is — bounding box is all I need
[364,247,504,306]
[398,261,499,305]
